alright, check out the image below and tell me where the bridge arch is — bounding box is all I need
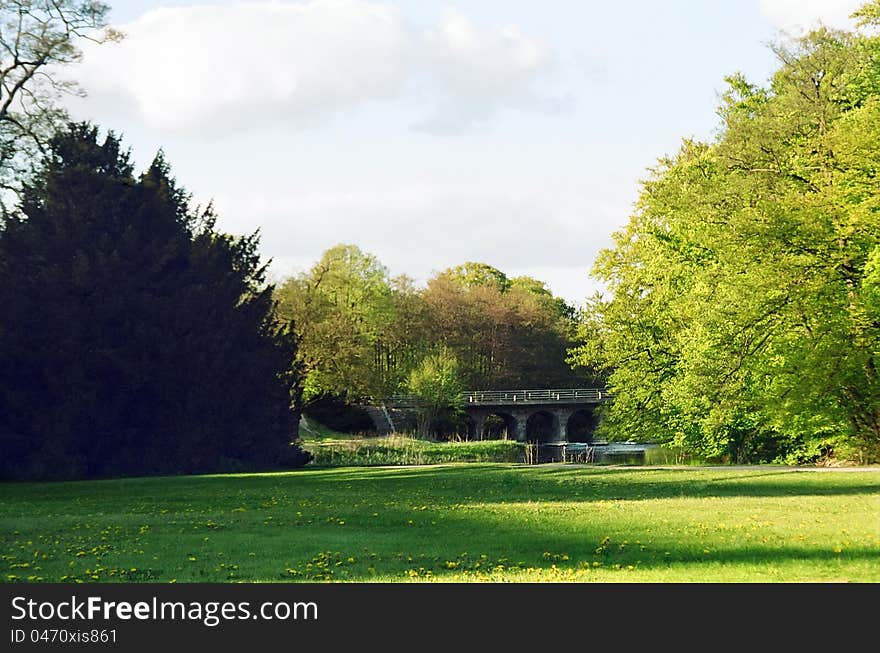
[381,387,607,443]
[525,410,559,443]
[479,411,518,440]
[566,408,599,443]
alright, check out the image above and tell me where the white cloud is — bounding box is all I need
[759,0,864,33]
[423,9,552,101]
[77,0,410,131]
[74,0,561,133]
[417,9,566,131]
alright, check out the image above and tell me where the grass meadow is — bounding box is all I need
[1,463,878,583]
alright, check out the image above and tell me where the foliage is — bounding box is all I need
[406,348,464,438]
[570,13,880,462]
[2,465,877,582]
[421,264,590,389]
[275,244,401,400]
[0,123,310,479]
[0,0,121,214]
[304,434,525,467]
[440,261,511,291]
[276,249,589,403]
[854,0,880,27]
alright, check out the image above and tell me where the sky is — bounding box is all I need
[64,0,866,306]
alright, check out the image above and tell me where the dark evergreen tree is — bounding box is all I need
[0,123,311,479]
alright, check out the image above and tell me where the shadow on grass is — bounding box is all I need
[287,464,880,502]
[3,463,878,506]
[268,504,880,581]
[2,463,878,583]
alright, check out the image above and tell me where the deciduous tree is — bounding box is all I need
[0,1,121,214]
[406,348,463,439]
[571,10,880,462]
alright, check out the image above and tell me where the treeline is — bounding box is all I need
[572,6,880,463]
[275,246,593,404]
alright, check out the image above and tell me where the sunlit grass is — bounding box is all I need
[1,464,878,583]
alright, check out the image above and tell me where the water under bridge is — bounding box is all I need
[367,388,608,443]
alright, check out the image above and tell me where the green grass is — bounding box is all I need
[1,464,878,583]
[303,434,525,466]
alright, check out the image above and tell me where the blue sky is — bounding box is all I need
[66,0,865,304]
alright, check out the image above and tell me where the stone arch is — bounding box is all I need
[566,408,599,443]
[525,410,559,443]
[479,411,518,440]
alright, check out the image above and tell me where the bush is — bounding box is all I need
[306,435,525,467]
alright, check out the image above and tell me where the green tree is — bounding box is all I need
[854,0,880,26]
[0,123,309,479]
[441,261,511,291]
[423,264,585,389]
[571,13,880,462]
[511,275,577,321]
[275,244,397,401]
[372,274,433,396]
[406,348,464,439]
[277,248,590,419]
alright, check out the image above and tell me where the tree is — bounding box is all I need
[511,275,576,322]
[441,261,511,291]
[0,123,310,479]
[854,0,880,27]
[571,11,880,462]
[423,264,585,389]
[406,348,463,439]
[275,244,397,401]
[1,1,121,214]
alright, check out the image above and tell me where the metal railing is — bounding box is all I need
[385,388,606,407]
[461,388,604,405]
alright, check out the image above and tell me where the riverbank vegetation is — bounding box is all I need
[304,435,525,467]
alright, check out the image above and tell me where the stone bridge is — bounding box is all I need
[380,388,607,443]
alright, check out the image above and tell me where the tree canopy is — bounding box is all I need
[570,6,880,463]
[422,264,588,389]
[275,244,399,401]
[276,249,591,414]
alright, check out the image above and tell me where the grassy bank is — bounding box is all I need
[2,464,878,582]
[303,435,525,466]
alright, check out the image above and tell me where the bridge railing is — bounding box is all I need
[383,395,424,408]
[461,388,605,405]
[384,388,606,408]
